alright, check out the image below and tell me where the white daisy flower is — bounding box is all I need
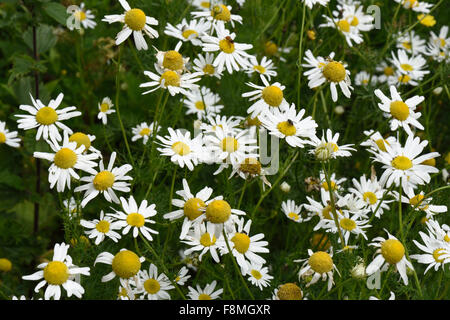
[94,248,145,283]
[16,92,81,143]
[33,131,99,192]
[74,151,133,207]
[200,114,244,135]
[111,195,159,241]
[68,132,101,156]
[131,121,160,144]
[156,127,205,171]
[308,129,356,160]
[374,85,424,136]
[182,221,226,263]
[304,189,342,221]
[63,197,80,219]
[302,50,353,102]
[410,231,450,274]
[390,49,429,82]
[396,30,427,55]
[174,266,191,286]
[259,103,318,148]
[337,2,375,33]
[295,249,339,291]
[97,97,115,125]
[192,5,243,28]
[154,41,190,73]
[164,18,211,46]
[163,178,222,239]
[184,86,224,120]
[22,243,90,300]
[366,230,414,285]
[201,22,253,74]
[245,55,278,81]
[394,0,433,13]
[319,11,364,47]
[187,280,223,300]
[360,130,399,154]
[70,2,97,30]
[80,210,122,245]
[243,76,289,118]
[133,264,174,300]
[354,71,377,86]
[401,189,447,218]
[245,263,273,290]
[372,134,439,194]
[140,67,202,97]
[318,171,347,194]
[281,199,312,223]
[424,26,450,62]
[425,219,450,244]
[0,121,20,148]
[375,61,396,84]
[192,52,223,78]
[302,0,330,9]
[102,0,159,50]
[228,157,272,190]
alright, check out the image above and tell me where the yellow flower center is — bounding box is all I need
[100,103,110,112]
[421,158,435,167]
[307,30,316,40]
[439,38,446,47]
[160,70,180,87]
[418,14,436,27]
[337,19,350,33]
[308,251,333,274]
[0,258,12,272]
[183,198,206,221]
[111,250,141,279]
[43,261,69,285]
[340,218,356,231]
[54,148,77,169]
[432,248,446,263]
[400,63,414,72]
[140,128,151,136]
[231,233,251,254]
[195,101,205,110]
[200,232,217,247]
[390,101,410,121]
[199,293,212,300]
[126,213,145,227]
[321,181,336,191]
[75,10,86,21]
[221,137,239,153]
[239,157,261,176]
[403,0,419,8]
[375,139,388,152]
[163,50,184,71]
[262,85,283,107]
[288,212,300,221]
[200,1,210,8]
[36,106,58,125]
[219,38,235,53]
[69,132,91,151]
[172,141,191,156]
[251,269,262,280]
[402,41,412,50]
[381,239,405,264]
[253,65,266,74]
[409,194,429,210]
[124,8,146,31]
[144,278,160,294]
[93,171,115,191]
[277,120,297,136]
[398,74,411,83]
[323,61,346,83]
[211,5,231,21]
[384,66,394,76]
[310,233,331,250]
[95,220,110,233]
[182,29,198,39]
[277,283,303,300]
[0,132,6,144]
[264,41,278,56]
[205,199,231,223]
[363,191,378,205]
[321,205,334,220]
[444,235,450,243]
[350,16,359,26]
[391,155,413,170]
[203,64,215,75]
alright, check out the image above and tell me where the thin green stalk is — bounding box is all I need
[398,184,404,241]
[237,178,248,210]
[296,1,306,108]
[319,89,331,129]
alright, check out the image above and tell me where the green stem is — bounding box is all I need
[296,1,306,108]
[237,178,248,210]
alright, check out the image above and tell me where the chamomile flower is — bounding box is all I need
[22,243,90,300]
[187,280,223,300]
[396,30,427,55]
[281,199,312,223]
[154,41,190,73]
[0,121,20,148]
[63,197,80,218]
[111,195,158,241]
[263,40,293,62]
[74,151,133,207]
[201,22,253,74]
[184,86,224,120]
[373,134,439,194]
[182,221,225,263]
[97,97,115,125]
[17,92,81,143]
[410,231,450,274]
[192,52,223,78]
[304,189,342,221]
[70,2,97,30]
[228,157,271,190]
[192,4,243,28]
[424,26,450,62]
[131,122,160,144]
[337,2,375,33]
[394,0,433,13]
[133,264,174,300]
[354,71,377,86]
[33,131,99,192]
[302,0,330,9]
[374,85,425,136]
[94,248,145,283]
[174,266,191,286]
[319,11,364,47]
[271,283,303,300]
[295,249,339,291]
[243,76,289,118]
[302,50,353,102]
[102,0,159,50]
[200,114,244,135]
[366,230,414,285]
[245,56,278,81]
[245,263,273,290]
[140,67,202,96]
[163,178,221,239]
[390,49,429,82]
[321,210,371,245]
[425,219,450,244]
[401,189,447,218]
[164,18,211,46]
[375,61,397,84]
[259,103,318,148]
[80,210,122,245]
[318,171,347,194]
[360,130,399,154]
[156,127,205,171]
[309,129,356,160]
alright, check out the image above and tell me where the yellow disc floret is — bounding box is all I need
[195,101,205,110]
[203,64,215,75]
[126,213,145,227]
[221,137,239,153]
[211,5,231,22]
[124,8,146,31]
[111,250,141,279]
[172,141,191,156]
[239,157,261,176]
[253,65,266,74]
[219,38,235,53]
[36,107,58,125]
[262,85,283,107]
[308,251,333,274]
[183,198,206,220]
[140,128,151,136]
[381,239,405,264]
[163,50,184,71]
[277,120,297,136]
[231,233,251,254]
[160,70,180,87]
[54,148,77,169]
[205,199,231,223]
[199,293,212,300]
[337,19,350,33]
[0,258,12,272]
[432,248,446,263]
[43,261,69,285]
[323,61,346,83]
[144,278,160,294]
[391,155,413,170]
[182,29,198,39]
[96,220,110,233]
[0,132,6,144]
[200,233,217,247]
[69,132,91,151]
[277,283,303,300]
[93,171,115,191]
[363,191,378,205]
[251,269,262,280]
[340,218,356,231]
